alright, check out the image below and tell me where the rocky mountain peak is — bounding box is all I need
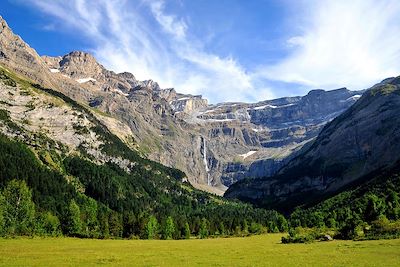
[57,51,104,78]
[141,79,160,91]
[0,16,56,88]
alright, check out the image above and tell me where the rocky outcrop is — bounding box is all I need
[170,94,208,114]
[225,77,400,211]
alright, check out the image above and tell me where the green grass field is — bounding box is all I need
[0,234,399,266]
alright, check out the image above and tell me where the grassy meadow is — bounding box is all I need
[1,234,400,266]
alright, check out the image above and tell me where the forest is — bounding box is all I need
[282,162,400,243]
[0,132,287,239]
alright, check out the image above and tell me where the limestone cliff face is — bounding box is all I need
[225,77,400,211]
[178,88,362,188]
[170,95,208,114]
[0,15,363,195]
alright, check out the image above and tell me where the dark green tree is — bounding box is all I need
[219,221,226,236]
[109,212,123,237]
[0,192,4,235]
[277,214,289,232]
[387,190,400,220]
[82,197,99,237]
[199,218,209,239]
[67,199,82,236]
[365,194,385,221]
[184,222,191,239]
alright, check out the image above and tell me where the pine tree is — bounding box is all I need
[163,216,175,240]
[184,222,191,239]
[199,218,209,239]
[145,215,159,239]
[219,222,226,236]
[0,192,5,236]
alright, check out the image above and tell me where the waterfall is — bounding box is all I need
[202,137,211,185]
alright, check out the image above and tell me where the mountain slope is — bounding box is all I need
[225,76,400,212]
[0,65,285,238]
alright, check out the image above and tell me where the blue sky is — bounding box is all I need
[2,0,400,103]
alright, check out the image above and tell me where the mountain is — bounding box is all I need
[0,15,361,196]
[0,58,288,238]
[225,76,400,212]
[0,15,294,239]
[187,88,362,188]
[38,51,363,194]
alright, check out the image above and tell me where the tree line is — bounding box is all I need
[282,164,400,242]
[0,132,288,239]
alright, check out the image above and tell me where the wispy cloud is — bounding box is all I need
[259,0,400,90]
[148,0,187,40]
[21,0,264,103]
[18,0,400,102]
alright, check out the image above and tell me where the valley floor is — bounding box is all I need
[0,234,399,266]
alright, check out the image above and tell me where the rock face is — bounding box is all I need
[0,15,363,195]
[225,77,400,211]
[179,88,362,188]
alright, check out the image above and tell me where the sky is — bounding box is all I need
[1,0,400,103]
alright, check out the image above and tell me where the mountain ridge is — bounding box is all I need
[0,15,363,195]
[225,76,400,212]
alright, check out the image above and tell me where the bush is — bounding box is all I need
[35,211,62,237]
[281,227,337,244]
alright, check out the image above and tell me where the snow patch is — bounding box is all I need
[112,89,129,96]
[253,105,276,110]
[251,103,296,110]
[341,95,362,102]
[49,68,60,73]
[203,109,216,114]
[348,95,362,100]
[252,128,259,132]
[76,78,97,83]
[280,103,296,108]
[207,119,235,122]
[239,151,257,159]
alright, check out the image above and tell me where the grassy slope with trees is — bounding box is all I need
[282,161,400,242]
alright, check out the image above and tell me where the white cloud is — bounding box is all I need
[259,0,400,90]
[21,0,265,103]
[148,0,187,40]
[19,0,400,101]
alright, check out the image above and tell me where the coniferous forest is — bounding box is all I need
[0,132,287,239]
